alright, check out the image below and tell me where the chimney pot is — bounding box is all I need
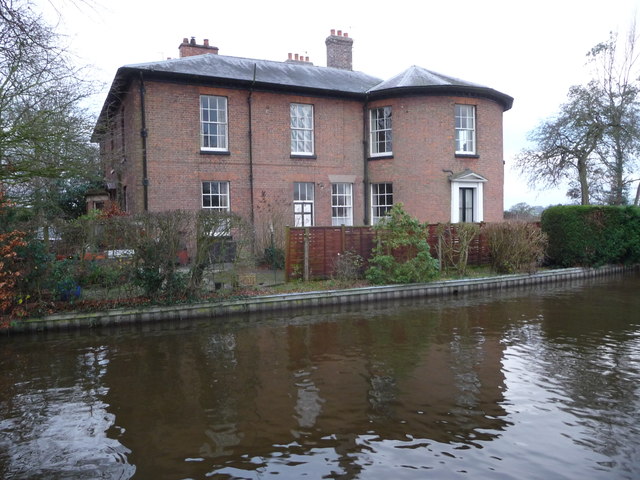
[179,37,219,57]
[295,53,299,60]
[344,32,349,38]
[288,52,292,60]
[305,56,309,62]
[331,29,336,35]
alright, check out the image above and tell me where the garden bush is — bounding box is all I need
[365,204,439,284]
[484,222,547,273]
[435,222,480,275]
[541,205,640,267]
[187,210,255,295]
[261,245,285,270]
[131,211,192,298]
[14,233,52,302]
[0,191,27,320]
[331,250,364,282]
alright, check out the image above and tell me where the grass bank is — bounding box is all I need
[2,265,635,334]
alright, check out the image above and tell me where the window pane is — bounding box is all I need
[202,181,230,212]
[455,104,476,154]
[370,107,392,155]
[331,183,352,226]
[291,103,314,154]
[200,96,228,151]
[371,183,393,224]
[294,182,314,226]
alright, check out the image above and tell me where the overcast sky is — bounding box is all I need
[39,0,640,209]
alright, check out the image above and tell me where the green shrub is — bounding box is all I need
[541,205,640,267]
[51,259,81,301]
[262,245,285,270]
[484,222,547,273]
[131,211,192,298]
[365,204,439,284]
[14,234,54,300]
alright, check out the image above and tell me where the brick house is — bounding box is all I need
[93,30,513,240]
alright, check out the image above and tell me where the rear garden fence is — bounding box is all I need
[284,224,493,281]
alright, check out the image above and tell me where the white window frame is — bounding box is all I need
[202,181,231,235]
[455,104,476,155]
[202,181,230,212]
[290,103,314,155]
[200,95,228,152]
[294,182,315,227]
[331,183,353,226]
[450,176,485,223]
[371,183,393,225]
[369,106,393,157]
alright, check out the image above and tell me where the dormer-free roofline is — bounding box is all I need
[93,38,513,139]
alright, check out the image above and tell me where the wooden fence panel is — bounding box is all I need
[285,224,496,281]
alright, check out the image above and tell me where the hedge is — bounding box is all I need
[541,205,640,267]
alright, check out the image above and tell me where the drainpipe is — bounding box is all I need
[363,97,370,225]
[248,64,256,227]
[139,72,149,211]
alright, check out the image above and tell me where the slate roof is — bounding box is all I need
[370,65,483,90]
[94,53,513,134]
[368,65,513,108]
[124,54,383,95]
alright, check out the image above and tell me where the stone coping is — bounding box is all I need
[3,265,636,334]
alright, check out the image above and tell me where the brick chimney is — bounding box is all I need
[179,37,219,57]
[325,29,353,70]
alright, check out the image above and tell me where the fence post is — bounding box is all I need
[284,226,291,282]
[303,227,310,282]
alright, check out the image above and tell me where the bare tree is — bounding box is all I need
[515,85,604,205]
[587,26,640,205]
[0,0,99,198]
[516,24,640,205]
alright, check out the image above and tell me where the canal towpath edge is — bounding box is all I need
[3,265,637,334]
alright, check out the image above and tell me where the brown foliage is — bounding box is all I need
[484,222,548,274]
[0,191,27,322]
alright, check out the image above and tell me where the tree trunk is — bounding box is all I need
[577,156,591,205]
[611,132,626,204]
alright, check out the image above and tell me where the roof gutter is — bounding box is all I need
[366,85,514,111]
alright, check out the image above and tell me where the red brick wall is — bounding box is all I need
[367,95,504,223]
[133,81,366,228]
[99,82,142,213]
[101,79,505,228]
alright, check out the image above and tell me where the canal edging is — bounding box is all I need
[4,264,637,333]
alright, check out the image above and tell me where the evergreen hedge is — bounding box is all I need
[541,205,640,267]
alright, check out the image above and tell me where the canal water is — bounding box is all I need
[1,271,639,480]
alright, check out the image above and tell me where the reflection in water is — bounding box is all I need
[1,272,639,479]
[0,345,135,479]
